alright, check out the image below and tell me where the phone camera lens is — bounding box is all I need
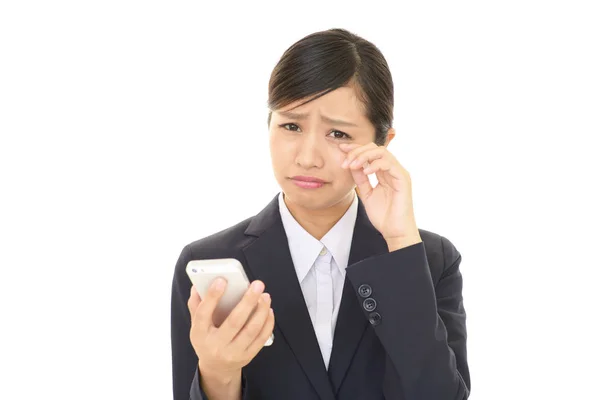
[191,268,197,273]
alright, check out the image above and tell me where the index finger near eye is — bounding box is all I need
[347,142,377,160]
[339,143,361,152]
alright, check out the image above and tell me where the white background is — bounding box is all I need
[1,1,599,399]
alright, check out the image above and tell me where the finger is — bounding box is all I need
[192,277,227,331]
[338,143,361,153]
[341,143,378,168]
[346,147,387,170]
[229,292,271,353]
[362,158,403,179]
[350,166,374,200]
[244,307,275,357]
[187,285,201,317]
[217,280,265,345]
[342,142,377,165]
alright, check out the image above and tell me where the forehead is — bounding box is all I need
[274,86,370,125]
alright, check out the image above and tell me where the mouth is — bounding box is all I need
[291,176,326,183]
[289,176,327,189]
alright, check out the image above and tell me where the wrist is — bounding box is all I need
[385,235,422,252]
[199,364,241,385]
[198,366,242,400]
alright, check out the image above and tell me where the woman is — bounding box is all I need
[171,28,470,400]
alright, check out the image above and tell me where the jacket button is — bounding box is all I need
[358,284,372,298]
[363,298,377,312]
[368,312,382,326]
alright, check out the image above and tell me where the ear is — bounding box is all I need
[383,127,396,147]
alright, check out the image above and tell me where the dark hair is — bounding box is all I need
[267,28,394,146]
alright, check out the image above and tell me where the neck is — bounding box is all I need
[284,190,355,240]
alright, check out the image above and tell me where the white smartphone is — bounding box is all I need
[186,258,274,346]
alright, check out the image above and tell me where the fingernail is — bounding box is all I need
[351,160,359,167]
[342,160,349,168]
[251,281,264,293]
[261,293,270,302]
[212,278,226,291]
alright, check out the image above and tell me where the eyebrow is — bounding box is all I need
[279,111,358,127]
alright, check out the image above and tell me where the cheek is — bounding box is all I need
[326,145,347,168]
[270,136,294,166]
[333,149,347,165]
[327,148,354,182]
[269,133,283,154]
[270,138,290,159]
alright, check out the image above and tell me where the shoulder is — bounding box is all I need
[418,228,463,283]
[171,216,259,297]
[173,193,280,274]
[183,216,256,260]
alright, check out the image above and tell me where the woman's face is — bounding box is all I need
[269,86,377,211]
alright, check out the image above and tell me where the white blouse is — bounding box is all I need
[278,191,358,369]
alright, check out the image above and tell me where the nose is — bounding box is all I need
[295,132,324,170]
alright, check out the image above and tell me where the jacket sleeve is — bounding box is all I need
[171,245,249,400]
[345,238,470,400]
[171,244,204,400]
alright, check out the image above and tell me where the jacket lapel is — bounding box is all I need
[242,194,336,400]
[327,198,390,395]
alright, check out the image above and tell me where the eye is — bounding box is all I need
[279,123,300,132]
[328,130,352,140]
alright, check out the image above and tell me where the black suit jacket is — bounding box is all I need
[171,193,470,399]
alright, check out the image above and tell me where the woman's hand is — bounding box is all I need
[187,279,275,383]
[340,142,422,251]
